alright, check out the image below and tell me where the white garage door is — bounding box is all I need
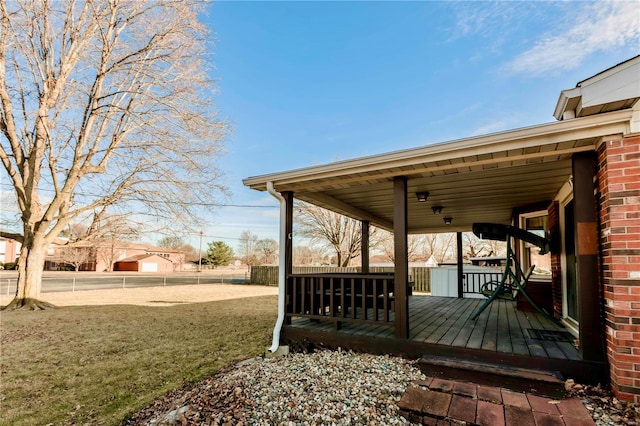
[141,262,158,272]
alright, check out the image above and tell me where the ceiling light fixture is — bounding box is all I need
[416,192,429,202]
[432,206,443,215]
[443,217,452,225]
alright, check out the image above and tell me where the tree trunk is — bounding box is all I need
[2,239,55,310]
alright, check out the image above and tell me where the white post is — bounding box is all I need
[198,231,203,272]
[73,277,76,292]
[122,276,126,289]
[163,276,166,287]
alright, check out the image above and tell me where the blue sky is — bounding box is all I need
[189,1,639,249]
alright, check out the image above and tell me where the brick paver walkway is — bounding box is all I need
[398,377,594,425]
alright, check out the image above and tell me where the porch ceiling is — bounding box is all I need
[293,145,583,233]
[244,109,634,233]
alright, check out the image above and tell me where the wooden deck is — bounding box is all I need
[282,295,606,385]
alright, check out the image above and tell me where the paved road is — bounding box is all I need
[0,271,250,294]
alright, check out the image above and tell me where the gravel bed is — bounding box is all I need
[127,350,640,426]
[127,350,426,425]
[567,382,639,426]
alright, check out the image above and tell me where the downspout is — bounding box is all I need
[266,181,286,353]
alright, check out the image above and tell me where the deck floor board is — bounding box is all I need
[437,298,482,346]
[481,300,499,351]
[506,300,530,356]
[514,309,548,358]
[496,300,513,353]
[288,295,580,362]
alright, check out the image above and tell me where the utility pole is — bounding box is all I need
[198,230,203,272]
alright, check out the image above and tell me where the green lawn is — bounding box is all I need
[0,296,278,425]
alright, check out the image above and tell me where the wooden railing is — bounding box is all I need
[463,271,503,295]
[251,265,431,292]
[286,273,395,327]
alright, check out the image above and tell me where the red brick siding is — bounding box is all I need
[598,135,640,402]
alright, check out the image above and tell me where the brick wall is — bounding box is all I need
[597,135,640,402]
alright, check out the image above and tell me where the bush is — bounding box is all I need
[3,262,17,270]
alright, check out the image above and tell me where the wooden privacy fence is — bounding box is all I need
[251,265,431,292]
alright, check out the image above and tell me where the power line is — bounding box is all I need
[0,183,277,208]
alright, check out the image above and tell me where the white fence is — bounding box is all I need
[431,265,502,298]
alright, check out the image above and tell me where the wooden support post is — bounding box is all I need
[283,191,294,325]
[572,153,605,362]
[362,220,370,274]
[393,177,409,339]
[457,231,464,298]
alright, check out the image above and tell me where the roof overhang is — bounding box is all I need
[244,109,633,233]
[554,55,640,120]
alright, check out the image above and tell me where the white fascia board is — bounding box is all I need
[242,109,633,191]
[553,87,582,121]
[579,55,640,86]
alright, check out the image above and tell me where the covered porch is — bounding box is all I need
[243,108,634,387]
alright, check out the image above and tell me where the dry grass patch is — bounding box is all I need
[0,295,277,425]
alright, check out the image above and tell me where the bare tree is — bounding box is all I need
[157,236,186,250]
[0,0,227,309]
[238,230,259,267]
[93,216,139,272]
[423,233,456,263]
[463,232,506,260]
[157,235,197,261]
[296,203,378,267]
[59,245,92,272]
[293,244,328,266]
[378,231,424,262]
[61,223,90,242]
[179,244,198,263]
[256,238,278,264]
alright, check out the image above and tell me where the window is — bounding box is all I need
[520,211,551,277]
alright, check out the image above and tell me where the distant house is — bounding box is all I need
[0,237,20,266]
[114,253,174,273]
[45,240,186,272]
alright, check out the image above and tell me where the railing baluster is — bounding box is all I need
[358,278,367,320]
[318,278,327,316]
[291,277,297,315]
[373,278,378,321]
[383,279,389,322]
[351,278,356,319]
[329,277,334,317]
[301,277,306,314]
[309,278,318,315]
[340,278,345,319]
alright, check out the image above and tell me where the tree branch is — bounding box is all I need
[0,230,23,243]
